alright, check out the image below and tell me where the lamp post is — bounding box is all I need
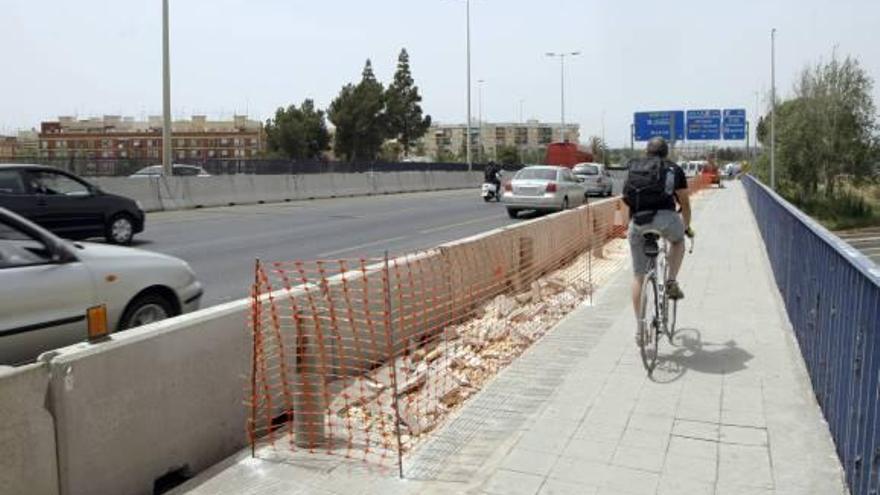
[162,0,172,176]
[546,51,581,142]
[754,90,760,160]
[477,79,485,163]
[770,28,777,190]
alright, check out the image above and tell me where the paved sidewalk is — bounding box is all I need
[174,183,847,495]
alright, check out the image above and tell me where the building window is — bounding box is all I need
[41,141,48,149]
[190,150,199,158]
[133,140,141,147]
[58,140,67,148]
[101,139,111,148]
[146,140,153,147]
[120,151,127,158]
[102,151,110,158]
[220,138,229,146]
[221,149,229,157]
[177,151,185,159]
[208,150,216,158]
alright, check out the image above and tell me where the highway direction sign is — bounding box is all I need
[633,111,685,141]
[686,109,722,140]
[722,109,747,140]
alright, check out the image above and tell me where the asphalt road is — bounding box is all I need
[136,190,522,306]
[836,226,880,265]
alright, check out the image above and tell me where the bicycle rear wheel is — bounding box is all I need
[639,274,660,374]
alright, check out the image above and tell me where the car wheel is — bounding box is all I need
[483,196,491,202]
[106,213,135,245]
[119,293,175,330]
[507,208,520,219]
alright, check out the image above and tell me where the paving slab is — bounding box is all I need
[172,183,847,495]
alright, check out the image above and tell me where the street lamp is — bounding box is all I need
[477,79,485,163]
[446,0,474,171]
[546,51,581,143]
[162,0,172,176]
[770,28,777,190]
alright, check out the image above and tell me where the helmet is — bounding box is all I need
[646,137,669,158]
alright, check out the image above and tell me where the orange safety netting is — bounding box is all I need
[246,185,710,474]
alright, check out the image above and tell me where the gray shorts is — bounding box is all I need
[628,210,686,275]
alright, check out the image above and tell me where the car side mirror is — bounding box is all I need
[50,241,77,264]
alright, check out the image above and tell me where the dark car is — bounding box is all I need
[0,164,145,244]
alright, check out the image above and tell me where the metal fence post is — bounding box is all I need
[382,251,406,479]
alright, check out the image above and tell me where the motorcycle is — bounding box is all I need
[481,182,501,202]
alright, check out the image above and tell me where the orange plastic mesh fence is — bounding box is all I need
[246,189,708,471]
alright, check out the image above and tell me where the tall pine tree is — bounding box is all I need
[385,49,432,157]
[329,60,387,161]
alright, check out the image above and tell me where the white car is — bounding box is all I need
[0,207,202,365]
[502,165,587,218]
[130,164,211,177]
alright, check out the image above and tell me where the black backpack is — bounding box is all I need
[623,156,673,213]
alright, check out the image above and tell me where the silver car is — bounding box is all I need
[502,165,587,219]
[130,164,211,177]
[0,207,202,365]
[573,162,613,197]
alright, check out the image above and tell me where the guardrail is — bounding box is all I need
[743,175,880,495]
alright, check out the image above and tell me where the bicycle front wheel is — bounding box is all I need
[639,274,660,374]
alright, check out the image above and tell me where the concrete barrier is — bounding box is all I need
[0,363,58,495]
[91,171,482,213]
[13,195,622,495]
[47,302,250,495]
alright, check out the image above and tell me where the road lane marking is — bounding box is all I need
[319,235,410,258]
[417,216,502,234]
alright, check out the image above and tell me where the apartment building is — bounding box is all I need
[423,120,580,162]
[38,115,264,161]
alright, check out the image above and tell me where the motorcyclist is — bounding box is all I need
[484,161,502,191]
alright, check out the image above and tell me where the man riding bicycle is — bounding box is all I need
[623,137,693,329]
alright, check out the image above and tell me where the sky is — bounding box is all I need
[2,0,879,147]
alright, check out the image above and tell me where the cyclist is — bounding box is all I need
[622,137,692,327]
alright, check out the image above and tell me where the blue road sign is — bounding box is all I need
[722,109,747,140]
[633,111,685,141]
[686,109,722,140]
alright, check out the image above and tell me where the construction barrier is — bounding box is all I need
[0,363,58,495]
[91,171,482,213]
[248,198,629,472]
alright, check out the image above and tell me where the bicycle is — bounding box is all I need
[637,230,694,375]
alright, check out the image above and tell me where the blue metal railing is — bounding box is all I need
[743,175,880,495]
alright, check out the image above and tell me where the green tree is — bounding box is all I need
[588,136,607,164]
[329,60,387,161]
[760,52,878,199]
[385,49,432,157]
[264,99,330,160]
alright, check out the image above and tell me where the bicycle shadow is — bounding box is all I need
[650,328,754,384]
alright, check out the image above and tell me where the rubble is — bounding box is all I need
[332,239,629,454]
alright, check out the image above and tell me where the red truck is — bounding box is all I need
[544,142,594,167]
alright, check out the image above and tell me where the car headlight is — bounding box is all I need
[135,200,144,211]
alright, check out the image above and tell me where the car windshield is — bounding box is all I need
[516,169,557,181]
[574,165,599,176]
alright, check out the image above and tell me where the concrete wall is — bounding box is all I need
[0,363,58,495]
[2,196,626,495]
[91,171,482,213]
